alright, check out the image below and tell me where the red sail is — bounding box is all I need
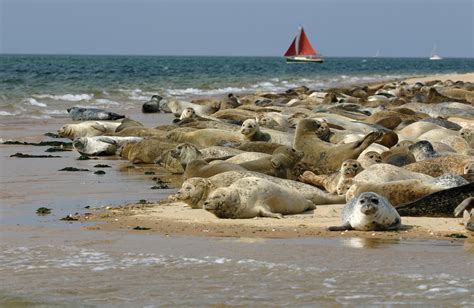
[298,28,317,56]
[284,37,297,57]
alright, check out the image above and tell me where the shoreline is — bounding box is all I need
[72,71,474,241]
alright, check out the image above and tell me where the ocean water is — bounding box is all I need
[1,55,474,119]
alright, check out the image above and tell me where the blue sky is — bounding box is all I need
[1,0,473,57]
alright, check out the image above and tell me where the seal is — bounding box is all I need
[115,118,144,132]
[120,139,176,164]
[142,95,162,113]
[359,151,382,168]
[256,112,289,132]
[167,128,243,147]
[183,160,246,179]
[166,100,218,117]
[203,177,316,219]
[112,127,168,138]
[459,128,474,148]
[73,136,142,156]
[240,119,293,146]
[238,146,304,179]
[293,118,382,173]
[58,121,122,139]
[299,159,363,195]
[175,170,345,209]
[345,179,450,206]
[67,107,125,121]
[395,182,474,217]
[354,163,434,183]
[403,155,472,177]
[454,197,474,231]
[328,192,401,231]
[408,140,441,161]
[236,141,284,154]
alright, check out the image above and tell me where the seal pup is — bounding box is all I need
[328,192,401,231]
[67,107,125,121]
[142,95,162,113]
[256,112,289,132]
[299,159,363,195]
[293,118,382,173]
[176,170,345,209]
[58,121,122,139]
[395,183,474,217]
[203,177,316,219]
[73,136,142,156]
[454,197,474,231]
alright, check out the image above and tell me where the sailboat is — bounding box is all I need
[284,26,323,63]
[429,43,443,61]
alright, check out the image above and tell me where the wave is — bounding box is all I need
[0,111,21,116]
[35,93,93,101]
[26,98,47,107]
[95,98,120,106]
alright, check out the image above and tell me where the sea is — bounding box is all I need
[1,55,473,306]
[1,55,474,119]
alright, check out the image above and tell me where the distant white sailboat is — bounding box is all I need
[429,44,443,60]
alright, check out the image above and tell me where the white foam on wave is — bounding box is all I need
[95,98,120,106]
[36,93,93,101]
[0,111,21,116]
[28,115,52,120]
[26,98,47,107]
[44,109,68,115]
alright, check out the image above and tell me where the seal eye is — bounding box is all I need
[360,199,366,204]
[353,164,357,168]
[371,198,379,204]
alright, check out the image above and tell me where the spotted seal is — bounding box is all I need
[203,177,316,219]
[73,136,143,156]
[395,182,474,217]
[142,95,163,113]
[58,121,122,139]
[328,192,401,231]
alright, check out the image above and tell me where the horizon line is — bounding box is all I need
[1,53,473,59]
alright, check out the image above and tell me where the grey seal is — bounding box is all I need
[142,95,163,113]
[67,107,125,121]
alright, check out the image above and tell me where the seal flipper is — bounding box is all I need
[454,197,474,217]
[327,223,353,231]
[259,208,283,219]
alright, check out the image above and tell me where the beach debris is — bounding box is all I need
[60,214,79,221]
[44,132,61,138]
[3,140,72,147]
[77,155,91,160]
[133,226,151,230]
[138,199,148,204]
[36,207,52,215]
[58,167,90,172]
[94,164,111,168]
[144,171,155,175]
[446,233,467,239]
[10,152,61,158]
[150,177,169,189]
[45,147,71,152]
[94,170,106,175]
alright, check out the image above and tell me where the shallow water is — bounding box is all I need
[1,227,473,306]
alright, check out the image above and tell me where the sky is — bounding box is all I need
[1,0,473,57]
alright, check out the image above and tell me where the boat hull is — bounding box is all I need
[286,57,324,63]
